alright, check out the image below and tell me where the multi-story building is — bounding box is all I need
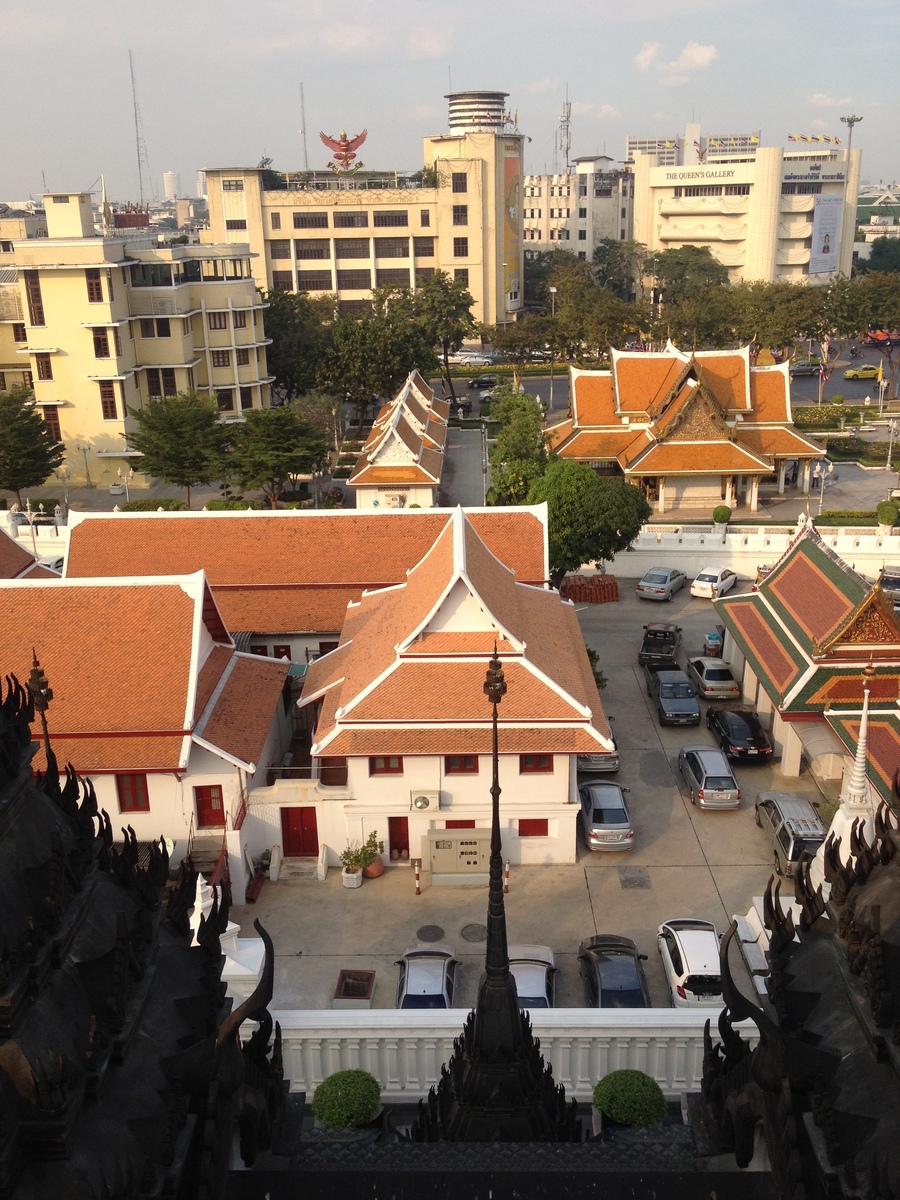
[203,89,524,326]
[523,155,634,261]
[163,171,181,202]
[6,191,271,487]
[0,207,47,395]
[629,122,860,283]
[626,124,761,169]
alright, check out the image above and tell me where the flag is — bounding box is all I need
[694,141,701,151]
[878,360,884,382]
[750,135,759,144]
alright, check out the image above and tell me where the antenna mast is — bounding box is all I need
[299,82,310,171]
[129,50,152,205]
[556,90,571,174]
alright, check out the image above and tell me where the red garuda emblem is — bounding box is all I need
[319,128,367,174]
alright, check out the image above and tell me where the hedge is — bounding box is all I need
[592,1070,667,1128]
[203,498,263,510]
[122,498,188,511]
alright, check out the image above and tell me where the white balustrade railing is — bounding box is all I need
[271,1008,758,1101]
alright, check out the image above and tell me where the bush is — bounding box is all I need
[876,500,899,526]
[712,505,732,525]
[830,394,844,404]
[820,510,876,521]
[122,497,188,511]
[312,1069,381,1128]
[203,498,263,510]
[592,1070,667,1128]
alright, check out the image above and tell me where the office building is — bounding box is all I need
[523,155,634,261]
[163,171,181,202]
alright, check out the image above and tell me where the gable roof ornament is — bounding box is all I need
[813,584,900,655]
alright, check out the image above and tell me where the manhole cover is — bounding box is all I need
[416,924,445,942]
[461,923,488,942]
[618,866,651,890]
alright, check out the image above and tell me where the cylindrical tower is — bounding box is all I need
[446,91,509,134]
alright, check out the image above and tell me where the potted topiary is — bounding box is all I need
[712,504,732,530]
[312,1068,381,1129]
[592,1069,667,1136]
[876,499,899,534]
[339,831,385,885]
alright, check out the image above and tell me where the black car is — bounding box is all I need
[468,374,497,389]
[578,935,651,1008]
[706,706,773,761]
[638,622,682,668]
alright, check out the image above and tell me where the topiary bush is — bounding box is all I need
[876,500,899,527]
[122,497,188,511]
[712,505,732,525]
[312,1069,381,1128]
[204,498,263,510]
[592,1069,667,1128]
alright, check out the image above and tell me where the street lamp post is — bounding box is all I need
[20,500,45,557]
[53,466,70,517]
[812,460,834,516]
[887,420,899,473]
[117,466,134,504]
[840,114,863,152]
[878,379,888,416]
[548,286,557,411]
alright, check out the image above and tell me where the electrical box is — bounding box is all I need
[427,829,491,883]
[385,494,404,508]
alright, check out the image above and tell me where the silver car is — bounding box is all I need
[508,945,557,1009]
[686,657,741,701]
[636,567,687,601]
[578,780,634,850]
[395,945,460,1009]
[678,746,741,809]
[657,919,724,1008]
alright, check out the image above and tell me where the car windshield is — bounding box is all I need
[696,573,718,582]
[518,996,549,1008]
[592,807,628,824]
[661,684,694,698]
[794,837,825,857]
[401,994,447,1009]
[643,573,668,584]
[704,776,735,790]
[598,957,644,1007]
[705,669,734,681]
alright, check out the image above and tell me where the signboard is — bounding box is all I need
[503,154,521,310]
[809,195,843,275]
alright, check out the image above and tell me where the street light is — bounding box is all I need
[53,466,70,517]
[548,286,558,411]
[887,420,899,473]
[879,378,888,416]
[812,460,834,516]
[117,466,134,503]
[17,500,45,557]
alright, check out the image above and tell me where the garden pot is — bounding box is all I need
[362,856,385,879]
[341,867,363,889]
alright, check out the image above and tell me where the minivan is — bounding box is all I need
[755,792,826,878]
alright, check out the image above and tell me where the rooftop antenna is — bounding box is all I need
[556,89,571,174]
[299,82,310,171]
[129,50,152,205]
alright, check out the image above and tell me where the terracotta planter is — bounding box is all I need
[362,856,385,879]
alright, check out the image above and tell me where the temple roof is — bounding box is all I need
[348,370,448,489]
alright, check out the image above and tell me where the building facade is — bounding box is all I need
[523,155,634,261]
[7,191,271,486]
[203,90,524,326]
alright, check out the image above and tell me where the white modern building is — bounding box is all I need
[163,171,181,202]
[523,156,633,261]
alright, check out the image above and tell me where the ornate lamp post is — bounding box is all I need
[27,650,54,767]
[53,466,70,517]
[117,466,134,503]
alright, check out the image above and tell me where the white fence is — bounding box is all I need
[271,1008,757,1101]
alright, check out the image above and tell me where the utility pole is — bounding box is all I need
[840,114,863,151]
[299,83,310,172]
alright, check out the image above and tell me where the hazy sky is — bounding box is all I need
[5,0,898,204]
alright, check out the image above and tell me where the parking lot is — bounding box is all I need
[233,574,823,1012]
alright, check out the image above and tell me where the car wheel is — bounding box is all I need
[754,808,762,828]
[774,852,783,877]
[690,790,696,805]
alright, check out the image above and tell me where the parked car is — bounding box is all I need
[755,792,826,878]
[678,745,741,809]
[686,657,741,700]
[789,359,820,377]
[843,364,880,381]
[395,945,460,1009]
[690,567,738,599]
[657,919,724,1007]
[635,567,687,601]
[578,935,651,1009]
[508,945,557,1008]
[529,350,552,362]
[638,621,682,668]
[468,374,498,389]
[578,780,634,851]
[706,706,773,761]
[648,669,701,726]
[577,721,620,773]
[880,564,900,608]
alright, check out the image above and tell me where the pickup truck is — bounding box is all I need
[637,622,682,668]
[644,667,701,726]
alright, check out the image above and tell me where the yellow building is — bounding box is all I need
[0,208,48,396]
[203,90,524,326]
[7,192,271,487]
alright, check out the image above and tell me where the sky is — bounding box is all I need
[4,0,899,204]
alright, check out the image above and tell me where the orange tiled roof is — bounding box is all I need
[749,367,791,423]
[737,426,824,458]
[625,440,771,475]
[562,429,647,461]
[321,726,606,756]
[21,564,62,580]
[39,735,188,774]
[194,645,234,720]
[720,596,802,696]
[348,463,441,485]
[767,554,858,646]
[571,372,616,424]
[612,354,684,412]
[0,529,40,579]
[197,654,290,768]
[545,417,574,451]
[694,350,750,410]
[210,588,346,635]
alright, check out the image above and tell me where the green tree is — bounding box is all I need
[263,288,335,402]
[487,385,548,505]
[126,391,227,507]
[526,461,651,588]
[653,286,742,350]
[230,406,329,508]
[646,246,729,304]
[482,313,550,391]
[578,291,650,362]
[593,239,647,300]
[412,270,476,403]
[0,386,65,506]
[523,249,583,306]
[855,271,900,397]
[858,237,900,275]
[290,389,345,453]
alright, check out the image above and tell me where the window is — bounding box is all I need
[114,328,122,355]
[269,240,291,259]
[93,328,110,358]
[272,644,291,659]
[42,407,61,440]
[420,210,430,227]
[249,644,268,656]
[445,755,478,774]
[682,187,720,198]
[105,269,115,301]
[415,267,435,282]
[240,386,253,409]
[413,237,434,257]
[0,242,11,253]
[12,323,26,342]
[578,252,586,260]
[51,194,70,203]
[130,262,173,288]
[225,219,247,230]
[208,311,228,330]
[99,380,117,420]
[454,268,469,285]
[23,371,32,388]
[595,187,611,198]
[725,184,751,196]
[373,211,408,227]
[156,318,170,338]
[578,230,587,240]
[333,211,368,228]
[453,237,468,257]
[116,773,150,812]
[35,354,53,381]
[139,318,155,338]
[294,212,328,228]
[374,237,408,258]
[146,368,161,398]
[452,205,468,226]
[519,754,553,773]
[0,373,4,389]
[335,238,369,259]
[297,270,332,290]
[217,389,235,411]
[376,268,410,287]
[451,172,467,193]
[212,349,230,367]
[446,820,476,829]
[86,268,103,303]
[233,310,247,328]
[236,348,250,366]
[296,238,330,259]
[518,818,549,837]
[369,756,403,775]
[24,271,44,326]
[222,179,244,191]
[271,212,282,229]
[272,271,294,291]
[338,298,373,314]
[336,268,371,289]
[781,182,822,195]
[578,208,587,219]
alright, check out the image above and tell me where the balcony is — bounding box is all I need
[780,195,815,213]
[658,221,747,243]
[658,196,749,217]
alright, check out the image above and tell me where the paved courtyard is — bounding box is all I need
[232,575,822,1013]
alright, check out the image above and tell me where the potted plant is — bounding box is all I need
[712,504,732,531]
[592,1069,667,1136]
[312,1068,381,1128]
[876,500,898,534]
[339,831,385,885]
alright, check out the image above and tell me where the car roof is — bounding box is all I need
[690,657,732,669]
[682,744,732,766]
[696,565,726,574]
[645,621,678,632]
[580,781,626,805]
[508,944,555,966]
[756,792,821,821]
[668,927,720,974]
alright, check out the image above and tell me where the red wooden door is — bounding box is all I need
[281,807,319,857]
[445,820,475,829]
[195,784,225,828]
[388,816,409,857]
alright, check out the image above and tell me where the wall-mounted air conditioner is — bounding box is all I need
[410,790,441,811]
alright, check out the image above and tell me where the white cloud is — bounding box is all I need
[318,23,385,54]
[598,104,620,118]
[658,41,717,86]
[525,76,559,95]
[809,91,851,108]
[407,26,453,58]
[571,101,593,116]
[409,104,437,122]
[635,42,662,73]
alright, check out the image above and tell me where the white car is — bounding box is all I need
[690,567,737,599]
[508,945,557,1009]
[657,919,724,1008]
[395,944,459,1009]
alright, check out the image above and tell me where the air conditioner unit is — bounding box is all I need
[410,790,441,811]
[385,494,404,508]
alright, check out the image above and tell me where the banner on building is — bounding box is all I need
[504,154,521,310]
[809,195,843,274]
